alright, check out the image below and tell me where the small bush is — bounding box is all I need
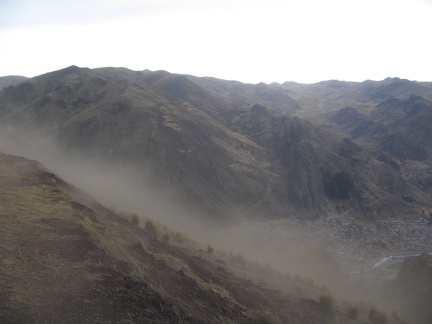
[130,213,140,226]
[172,231,188,243]
[391,310,407,324]
[162,232,171,241]
[319,293,334,312]
[207,245,214,254]
[369,308,388,324]
[237,253,245,266]
[144,219,158,236]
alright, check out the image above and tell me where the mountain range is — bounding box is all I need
[1,66,431,223]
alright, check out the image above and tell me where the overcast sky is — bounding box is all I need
[1,0,431,84]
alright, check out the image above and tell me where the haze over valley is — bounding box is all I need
[1,66,432,323]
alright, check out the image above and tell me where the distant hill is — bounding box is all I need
[0,75,28,89]
[0,66,430,222]
[319,94,432,195]
[185,75,302,115]
[207,73,432,200]
[287,77,432,119]
[330,107,370,129]
[185,76,432,118]
[361,96,432,161]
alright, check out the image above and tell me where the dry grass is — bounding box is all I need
[247,310,279,324]
[154,252,240,307]
[0,186,73,219]
[79,216,150,279]
[118,210,198,247]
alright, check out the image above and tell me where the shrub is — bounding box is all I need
[207,245,214,254]
[369,308,388,324]
[391,310,407,324]
[236,253,245,266]
[319,293,334,312]
[172,231,187,243]
[144,219,158,236]
[130,213,140,226]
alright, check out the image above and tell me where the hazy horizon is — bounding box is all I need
[3,64,429,86]
[1,0,431,84]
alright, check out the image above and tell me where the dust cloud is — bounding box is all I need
[0,126,389,313]
[0,127,209,233]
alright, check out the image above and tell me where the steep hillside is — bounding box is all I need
[0,66,275,221]
[96,67,431,219]
[0,152,354,323]
[0,66,429,222]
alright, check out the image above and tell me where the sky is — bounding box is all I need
[0,0,431,84]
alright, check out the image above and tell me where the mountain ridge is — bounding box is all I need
[1,66,430,222]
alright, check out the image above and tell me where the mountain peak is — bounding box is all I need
[38,65,91,81]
